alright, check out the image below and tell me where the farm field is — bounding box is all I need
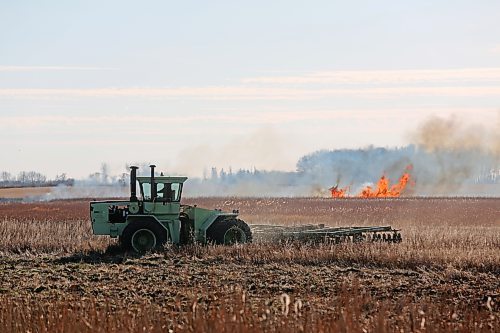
[0,186,53,199]
[0,197,499,332]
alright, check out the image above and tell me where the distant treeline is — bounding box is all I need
[2,145,498,197]
[0,171,74,188]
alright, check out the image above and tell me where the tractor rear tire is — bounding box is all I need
[206,218,252,245]
[120,220,168,253]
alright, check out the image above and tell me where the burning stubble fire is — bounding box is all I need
[358,171,411,198]
[330,165,413,198]
[329,185,348,198]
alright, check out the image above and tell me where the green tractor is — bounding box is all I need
[90,165,252,253]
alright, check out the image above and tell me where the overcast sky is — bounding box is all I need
[1,1,500,178]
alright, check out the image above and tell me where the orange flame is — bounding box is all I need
[330,165,413,199]
[359,166,412,198]
[329,185,348,198]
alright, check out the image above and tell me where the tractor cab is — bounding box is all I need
[137,176,187,202]
[128,166,188,223]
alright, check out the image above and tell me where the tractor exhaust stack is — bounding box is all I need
[150,164,157,199]
[129,166,138,201]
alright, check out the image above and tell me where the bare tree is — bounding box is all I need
[24,171,47,185]
[101,163,109,184]
[0,171,13,182]
[55,173,67,182]
[34,172,47,184]
[88,172,101,184]
[211,167,218,180]
[118,173,129,186]
[17,171,28,184]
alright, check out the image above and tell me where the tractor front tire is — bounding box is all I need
[120,220,168,253]
[206,218,252,245]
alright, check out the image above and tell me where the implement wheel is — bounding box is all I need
[207,218,252,245]
[121,220,168,253]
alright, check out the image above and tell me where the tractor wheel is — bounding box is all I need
[120,220,168,253]
[206,218,252,245]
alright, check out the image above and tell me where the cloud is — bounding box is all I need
[0,66,115,72]
[0,108,496,130]
[490,45,500,55]
[1,67,499,101]
[242,68,500,85]
[0,85,499,100]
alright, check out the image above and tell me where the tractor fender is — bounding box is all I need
[197,212,238,243]
[125,215,181,244]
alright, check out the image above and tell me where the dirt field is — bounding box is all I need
[0,186,53,199]
[0,198,498,332]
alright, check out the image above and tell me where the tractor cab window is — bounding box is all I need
[141,182,152,201]
[157,182,182,202]
[140,181,182,202]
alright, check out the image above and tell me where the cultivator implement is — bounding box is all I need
[250,224,402,243]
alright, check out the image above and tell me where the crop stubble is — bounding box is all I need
[0,197,498,332]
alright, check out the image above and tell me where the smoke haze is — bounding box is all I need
[411,114,500,156]
[408,113,499,194]
[182,114,499,197]
[169,126,297,177]
[4,114,499,201]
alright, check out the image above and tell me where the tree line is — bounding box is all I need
[0,171,74,188]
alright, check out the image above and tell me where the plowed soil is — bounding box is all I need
[0,197,498,332]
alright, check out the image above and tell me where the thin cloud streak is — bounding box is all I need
[0,66,116,72]
[0,108,495,129]
[243,68,500,85]
[1,86,499,100]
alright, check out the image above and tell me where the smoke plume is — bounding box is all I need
[408,114,499,195]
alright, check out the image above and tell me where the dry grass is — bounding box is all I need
[0,186,53,198]
[0,198,498,332]
[0,200,112,254]
[0,218,112,254]
[1,286,496,333]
